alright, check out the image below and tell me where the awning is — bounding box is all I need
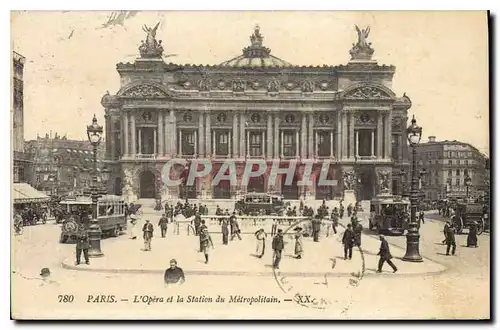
[12,183,50,204]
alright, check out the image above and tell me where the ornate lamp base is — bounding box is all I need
[88,218,104,258]
[402,223,423,262]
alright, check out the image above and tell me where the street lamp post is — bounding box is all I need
[465,175,472,200]
[86,114,104,258]
[402,115,423,262]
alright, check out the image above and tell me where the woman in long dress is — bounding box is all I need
[255,228,267,258]
[467,222,478,248]
[294,227,304,259]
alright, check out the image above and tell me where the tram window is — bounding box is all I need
[370,205,376,212]
[107,205,114,215]
[98,205,107,216]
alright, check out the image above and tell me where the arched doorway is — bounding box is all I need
[357,168,376,201]
[248,176,265,193]
[114,177,122,196]
[139,171,156,199]
[281,174,299,200]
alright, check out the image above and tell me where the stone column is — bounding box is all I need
[301,114,307,158]
[239,113,246,158]
[295,131,299,157]
[341,112,348,160]
[336,114,342,159]
[178,130,182,156]
[308,113,314,158]
[123,114,129,156]
[330,130,334,157]
[138,128,142,154]
[355,130,359,157]
[153,129,157,155]
[205,113,211,157]
[314,131,318,157]
[349,112,354,159]
[198,114,204,157]
[246,131,250,158]
[267,114,273,158]
[194,130,198,156]
[371,130,375,157]
[212,131,216,156]
[130,114,136,156]
[385,112,393,159]
[232,114,238,157]
[158,111,164,156]
[280,130,284,158]
[377,113,383,158]
[229,131,232,156]
[274,115,279,158]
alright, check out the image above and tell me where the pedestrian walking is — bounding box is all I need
[377,235,398,273]
[142,219,154,251]
[294,227,304,259]
[200,228,214,264]
[272,229,284,269]
[352,218,363,247]
[445,223,457,256]
[221,218,229,245]
[347,204,353,218]
[193,212,201,236]
[419,210,425,225]
[312,216,321,242]
[342,223,355,260]
[158,213,168,238]
[271,218,278,236]
[75,225,89,265]
[467,221,478,248]
[442,221,451,244]
[230,215,242,241]
[331,208,339,235]
[198,220,208,252]
[254,228,266,258]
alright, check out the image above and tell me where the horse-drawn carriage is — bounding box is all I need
[452,202,485,235]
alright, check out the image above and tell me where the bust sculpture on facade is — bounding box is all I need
[139,23,164,58]
[349,25,374,61]
[343,171,357,190]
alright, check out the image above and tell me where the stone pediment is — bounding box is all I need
[118,82,170,98]
[342,83,395,101]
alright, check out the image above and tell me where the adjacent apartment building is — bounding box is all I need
[415,136,488,201]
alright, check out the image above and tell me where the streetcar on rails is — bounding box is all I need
[235,192,287,215]
[369,196,410,235]
[58,195,127,243]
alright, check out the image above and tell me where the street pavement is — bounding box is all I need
[11,209,490,319]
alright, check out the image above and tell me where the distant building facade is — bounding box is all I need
[415,136,489,200]
[13,51,32,183]
[25,134,105,196]
[102,25,412,202]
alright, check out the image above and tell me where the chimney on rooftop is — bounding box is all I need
[428,136,436,143]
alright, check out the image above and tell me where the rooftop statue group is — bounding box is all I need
[139,22,164,58]
[349,25,375,60]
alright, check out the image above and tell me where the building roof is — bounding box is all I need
[12,183,50,204]
[218,25,293,68]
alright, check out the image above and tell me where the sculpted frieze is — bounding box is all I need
[122,84,168,98]
[344,86,392,100]
[267,79,280,92]
[301,80,314,93]
[355,112,376,125]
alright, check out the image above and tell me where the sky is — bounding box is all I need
[10,11,489,154]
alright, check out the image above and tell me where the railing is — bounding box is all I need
[173,215,339,237]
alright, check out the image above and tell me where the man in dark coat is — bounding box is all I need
[339,203,345,218]
[221,218,229,245]
[377,235,398,273]
[445,223,457,256]
[347,204,353,218]
[164,259,185,286]
[142,219,154,251]
[442,221,450,244]
[342,223,354,260]
[158,213,168,238]
[193,212,202,236]
[331,208,339,235]
[198,220,208,252]
[467,222,478,248]
[311,216,321,242]
[272,229,285,269]
[75,225,90,265]
[419,210,425,225]
[230,215,242,241]
[352,218,363,247]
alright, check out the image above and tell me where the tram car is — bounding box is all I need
[235,193,286,215]
[59,195,127,243]
[369,196,410,235]
[452,202,485,235]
